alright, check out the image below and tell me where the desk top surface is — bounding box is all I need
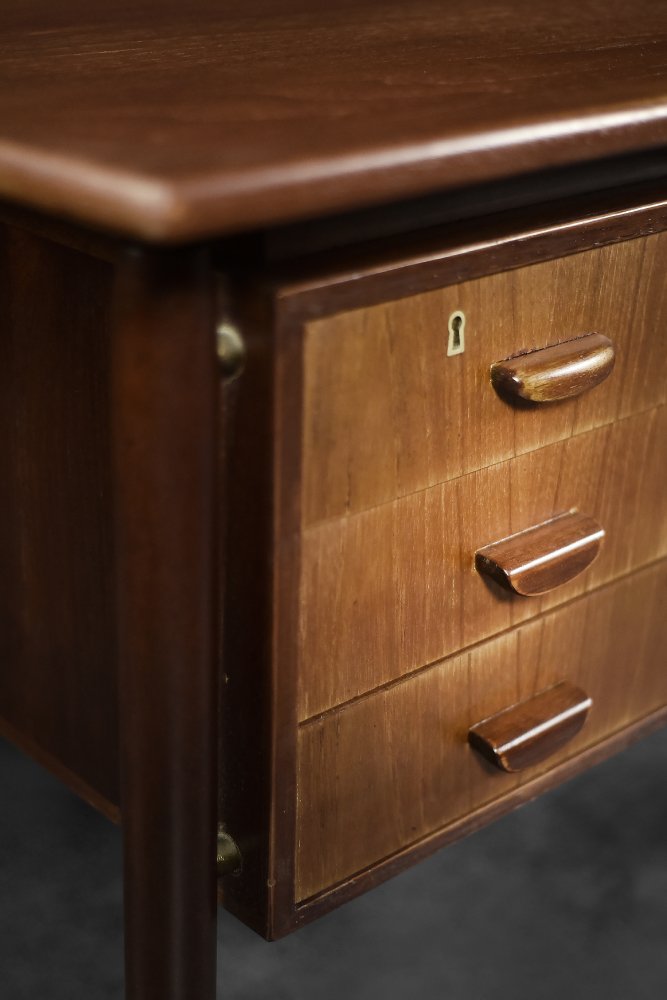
[2,0,667,242]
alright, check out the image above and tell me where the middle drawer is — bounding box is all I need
[297,405,666,719]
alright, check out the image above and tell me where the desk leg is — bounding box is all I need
[112,249,219,1000]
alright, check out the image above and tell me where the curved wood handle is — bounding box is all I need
[490,333,615,403]
[469,682,592,772]
[475,510,604,596]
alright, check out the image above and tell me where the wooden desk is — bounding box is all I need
[1,1,666,996]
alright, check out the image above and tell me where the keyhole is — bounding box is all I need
[447,310,466,356]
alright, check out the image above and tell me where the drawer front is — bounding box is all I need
[296,559,667,901]
[298,405,667,719]
[302,232,667,527]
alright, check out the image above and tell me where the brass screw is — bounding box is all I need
[217,826,242,876]
[216,321,245,379]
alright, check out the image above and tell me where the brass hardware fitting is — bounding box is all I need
[447,310,466,356]
[217,826,242,876]
[216,320,245,378]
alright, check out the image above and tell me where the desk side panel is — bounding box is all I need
[0,222,118,814]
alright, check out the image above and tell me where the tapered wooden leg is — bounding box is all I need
[112,248,218,1000]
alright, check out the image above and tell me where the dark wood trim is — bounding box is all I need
[272,180,667,320]
[263,149,667,262]
[215,280,278,937]
[214,278,306,940]
[266,306,308,939]
[112,247,219,999]
[0,715,120,823]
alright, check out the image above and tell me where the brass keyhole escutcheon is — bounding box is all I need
[447,310,466,356]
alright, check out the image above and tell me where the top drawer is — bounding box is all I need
[303,232,667,526]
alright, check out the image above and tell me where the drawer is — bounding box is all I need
[296,559,667,902]
[298,405,667,719]
[303,232,667,527]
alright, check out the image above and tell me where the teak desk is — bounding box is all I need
[2,2,667,997]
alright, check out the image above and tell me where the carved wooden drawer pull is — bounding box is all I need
[475,510,604,596]
[469,682,592,772]
[490,333,615,403]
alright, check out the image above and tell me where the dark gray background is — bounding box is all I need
[2,727,666,999]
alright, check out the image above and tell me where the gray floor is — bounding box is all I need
[1,728,667,1000]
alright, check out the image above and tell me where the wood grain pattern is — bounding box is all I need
[262,203,667,932]
[3,1,667,239]
[296,558,667,901]
[468,681,592,772]
[302,232,667,525]
[298,405,667,719]
[0,222,118,806]
[490,333,616,403]
[475,511,604,597]
[295,702,667,929]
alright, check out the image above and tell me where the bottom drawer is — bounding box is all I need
[296,559,667,902]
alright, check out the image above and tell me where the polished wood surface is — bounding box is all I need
[296,559,667,901]
[3,1,667,239]
[302,232,667,526]
[490,333,616,404]
[475,511,605,597]
[0,223,118,809]
[468,682,592,772]
[113,249,219,1000]
[298,405,666,718]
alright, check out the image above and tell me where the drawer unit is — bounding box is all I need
[219,196,667,939]
[296,559,667,901]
